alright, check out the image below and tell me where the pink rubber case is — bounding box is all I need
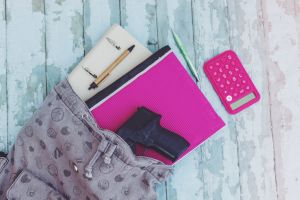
[204,50,260,114]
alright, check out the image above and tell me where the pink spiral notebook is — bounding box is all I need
[90,47,225,165]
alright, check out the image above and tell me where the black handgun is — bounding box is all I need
[116,107,190,162]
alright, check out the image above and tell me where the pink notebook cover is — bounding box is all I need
[91,50,225,165]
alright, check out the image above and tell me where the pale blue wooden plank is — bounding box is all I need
[6,0,46,149]
[156,0,195,76]
[0,1,284,199]
[45,0,84,92]
[191,0,241,200]
[0,0,7,152]
[261,0,300,198]
[120,0,158,52]
[83,0,120,53]
[226,0,276,199]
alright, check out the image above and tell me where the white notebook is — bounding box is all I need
[68,24,152,101]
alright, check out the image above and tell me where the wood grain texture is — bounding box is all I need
[260,0,300,199]
[45,0,84,92]
[83,0,120,53]
[120,0,158,52]
[226,0,278,199]
[192,0,241,199]
[0,0,299,199]
[6,0,46,150]
[0,0,7,152]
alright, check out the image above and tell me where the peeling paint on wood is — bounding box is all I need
[120,0,158,52]
[83,0,120,53]
[192,0,241,200]
[32,0,44,13]
[0,0,300,199]
[226,1,278,200]
[157,0,195,76]
[6,0,46,149]
[45,0,84,92]
[0,0,7,152]
[260,0,300,199]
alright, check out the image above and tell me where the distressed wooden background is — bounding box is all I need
[0,0,300,199]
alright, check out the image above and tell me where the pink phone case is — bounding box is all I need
[204,50,260,114]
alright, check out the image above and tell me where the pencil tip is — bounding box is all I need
[128,45,135,52]
[88,82,98,90]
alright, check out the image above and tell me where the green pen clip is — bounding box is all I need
[171,29,200,83]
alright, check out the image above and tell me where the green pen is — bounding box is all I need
[171,29,200,83]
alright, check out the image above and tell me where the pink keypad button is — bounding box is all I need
[226,95,232,102]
